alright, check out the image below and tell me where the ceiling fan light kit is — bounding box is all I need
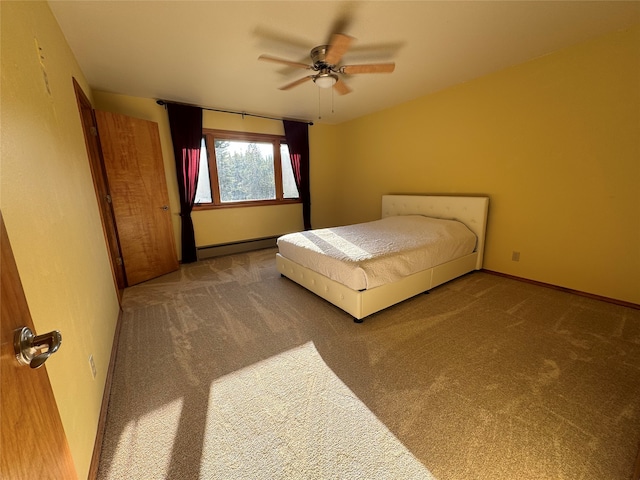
[313,72,338,89]
[259,32,395,96]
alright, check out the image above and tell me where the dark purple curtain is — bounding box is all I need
[283,120,311,230]
[167,103,202,263]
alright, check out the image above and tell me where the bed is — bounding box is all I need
[276,195,489,322]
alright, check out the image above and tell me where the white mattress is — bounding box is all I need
[277,215,477,291]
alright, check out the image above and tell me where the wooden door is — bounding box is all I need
[73,79,126,296]
[95,110,179,286]
[1,213,78,479]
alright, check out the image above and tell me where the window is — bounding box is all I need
[195,129,299,208]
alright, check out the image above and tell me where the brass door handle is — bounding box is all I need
[14,327,62,369]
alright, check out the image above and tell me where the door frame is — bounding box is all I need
[73,78,127,295]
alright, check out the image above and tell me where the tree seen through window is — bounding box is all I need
[194,130,299,207]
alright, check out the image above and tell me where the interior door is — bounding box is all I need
[95,110,179,286]
[1,213,78,479]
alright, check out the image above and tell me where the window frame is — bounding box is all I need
[194,128,300,210]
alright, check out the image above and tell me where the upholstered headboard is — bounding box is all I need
[381,195,489,269]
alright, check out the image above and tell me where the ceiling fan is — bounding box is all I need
[258,33,395,95]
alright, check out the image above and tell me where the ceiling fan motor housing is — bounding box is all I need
[310,45,334,70]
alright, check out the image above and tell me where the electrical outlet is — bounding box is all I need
[512,251,521,262]
[89,354,97,379]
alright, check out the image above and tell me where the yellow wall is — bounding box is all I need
[335,25,640,304]
[0,2,121,478]
[93,92,342,253]
[308,122,342,228]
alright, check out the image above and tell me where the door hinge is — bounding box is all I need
[116,257,123,266]
[105,194,112,204]
[90,126,98,136]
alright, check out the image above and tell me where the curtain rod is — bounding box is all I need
[156,99,313,126]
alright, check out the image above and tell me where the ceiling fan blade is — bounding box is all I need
[258,54,311,70]
[325,33,354,65]
[341,63,396,74]
[279,76,314,90]
[333,79,352,95]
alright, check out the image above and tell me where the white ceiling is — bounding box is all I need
[49,1,640,125]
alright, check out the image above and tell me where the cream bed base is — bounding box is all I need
[276,195,489,322]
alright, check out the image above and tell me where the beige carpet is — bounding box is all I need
[97,248,640,479]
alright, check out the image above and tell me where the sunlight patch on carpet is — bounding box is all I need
[201,341,436,479]
[106,397,184,479]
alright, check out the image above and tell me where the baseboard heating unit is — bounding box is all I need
[197,236,278,260]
